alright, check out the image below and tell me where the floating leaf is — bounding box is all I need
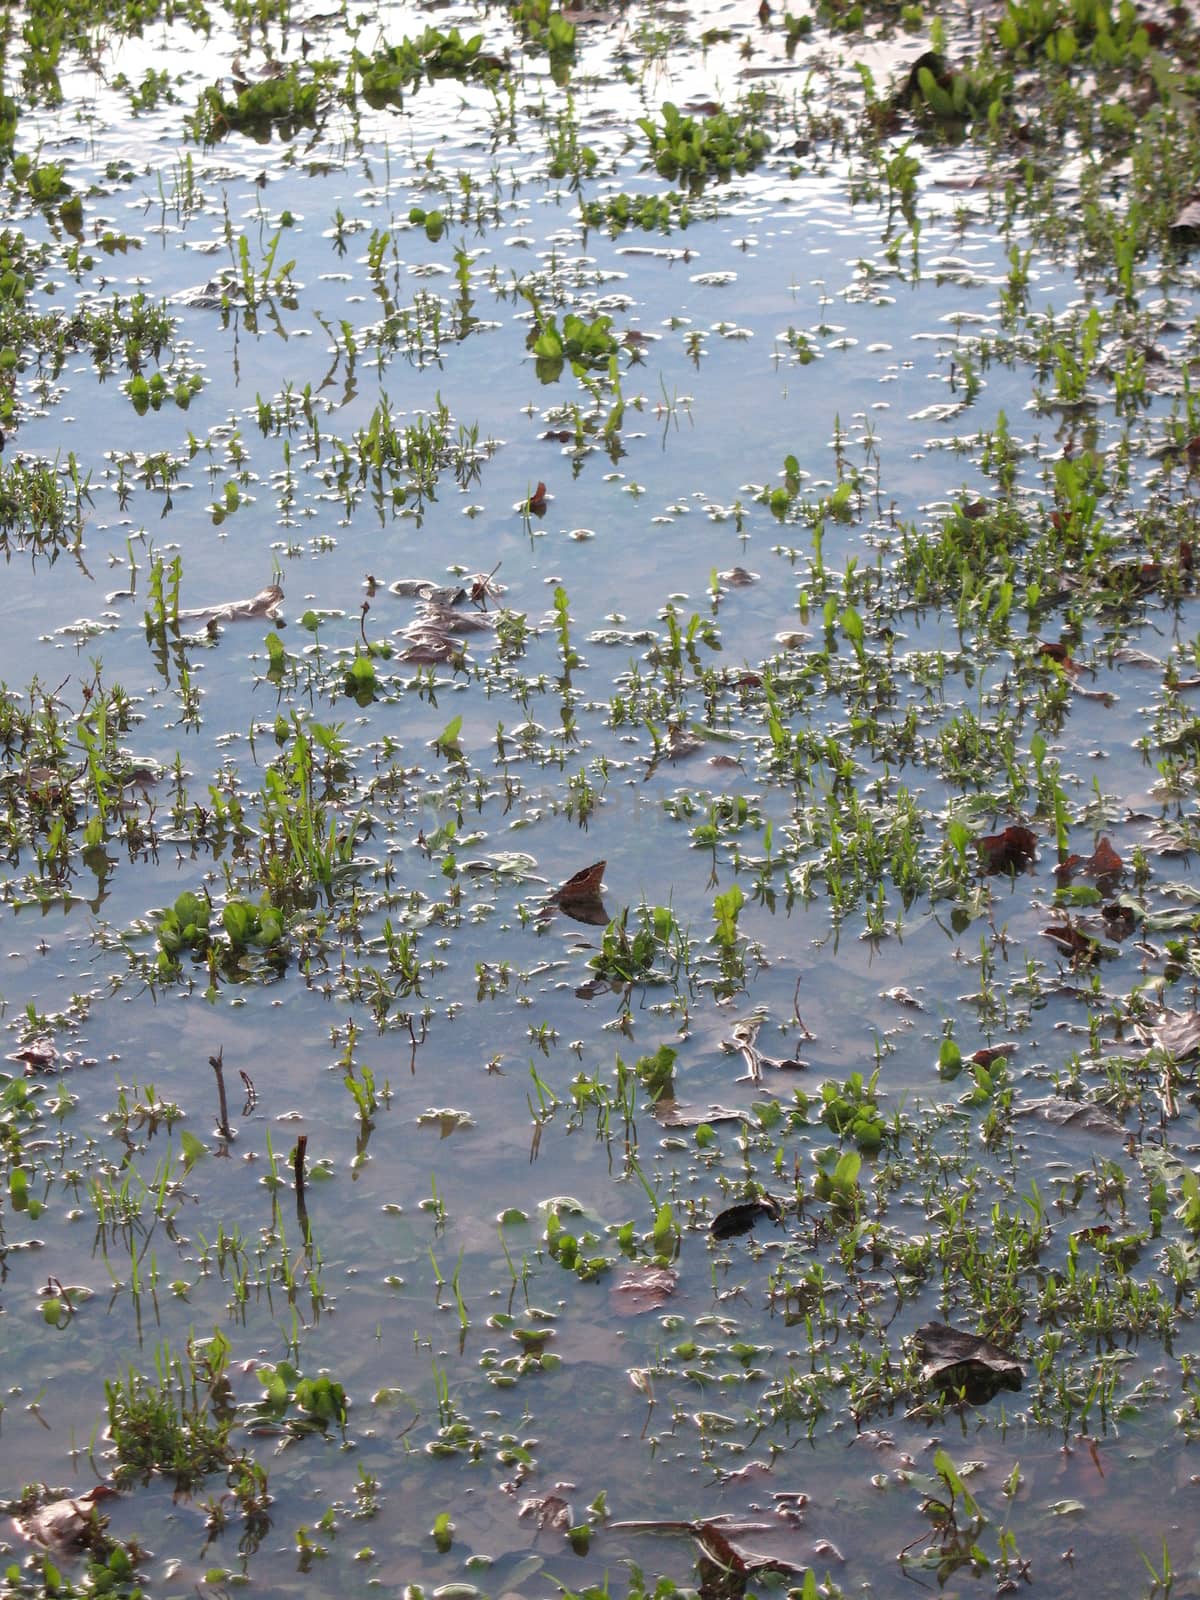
[1140,1008,1200,1061]
[709,1195,784,1239]
[518,1491,573,1531]
[1057,835,1123,886]
[1040,923,1104,962]
[655,1100,746,1127]
[610,1265,677,1314]
[174,584,284,624]
[977,824,1037,873]
[551,860,608,924]
[1014,1096,1124,1136]
[13,1487,119,1552]
[522,481,549,517]
[914,1321,1024,1401]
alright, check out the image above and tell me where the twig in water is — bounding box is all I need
[209,1048,231,1140]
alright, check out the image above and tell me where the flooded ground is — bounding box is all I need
[3,0,1200,1595]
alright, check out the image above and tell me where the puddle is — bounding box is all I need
[2,0,1200,1596]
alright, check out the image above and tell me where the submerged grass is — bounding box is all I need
[3,0,1200,1593]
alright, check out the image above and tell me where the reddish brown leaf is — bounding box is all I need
[610,1265,677,1314]
[8,1038,58,1072]
[1040,923,1100,961]
[1057,836,1123,885]
[695,1522,748,1572]
[977,825,1037,873]
[553,860,606,906]
[525,482,548,517]
[1087,836,1122,877]
[969,1043,1017,1069]
[1037,640,1071,665]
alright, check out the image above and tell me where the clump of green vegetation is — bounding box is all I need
[104,1340,237,1488]
[996,0,1151,64]
[354,28,504,107]
[637,98,771,181]
[895,51,1008,126]
[0,453,88,556]
[531,312,619,377]
[509,0,576,65]
[156,887,286,976]
[125,369,203,413]
[189,63,331,142]
[580,190,698,235]
[589,904,686,985]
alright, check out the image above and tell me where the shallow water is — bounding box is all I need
[3,0,1200,1596]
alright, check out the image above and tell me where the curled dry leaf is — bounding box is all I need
[388,578,469,604]
[609,1515,807,1579]
[550,860,609,927]
[665,725,704,760]
[1038,640,1081,675]
[1112,646,1161,668]
[729,1019,807,1081]
[969,1043,1017,1069]
[396,601,492,662]
[8,1037,58,1072]
[977,824,1037,873]
[610,1264,678,1314]
[553,860,606,907]
[522,481,549,517]
[881,986,923,1010]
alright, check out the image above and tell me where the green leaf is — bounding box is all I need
[180,1129,207,1170]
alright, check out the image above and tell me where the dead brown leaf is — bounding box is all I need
[518,1492,573,1532]
[610,1265,678,1314]
[1041,923,1102,962]
[13,1487,118,1552]
[977,825,1037,873]
[553,860,606,906]
[550,861,609,926]
[1140,1007,1200,1060]
[914,1321,1024,1401]
[175,583,283,624]
[710,1195,784,1239]
[654,1100,746,1127]
[1014,1096,1124,1136]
